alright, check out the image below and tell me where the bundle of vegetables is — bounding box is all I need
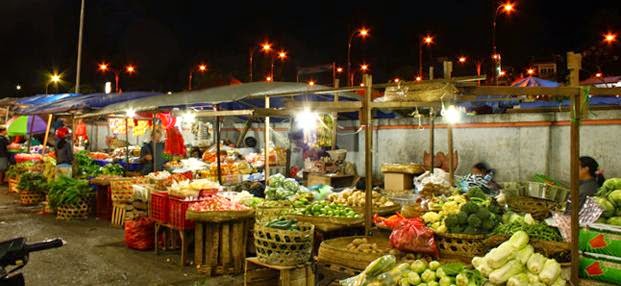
[188,195,249,212]
[265,218,300,231]
[88,152,111,160]
[17,172,48,194]
[47,176,93,208]
[290,192,314,208]
[75,150,101,178]
[493,212,563,242]
[265,173,302,200]
[100,164,124,176]
[443,196,501,235]
[6,162,36,179]
[42,156,56,182]
[472,230,567,285]
[340,254,486,286]
[292,201,360,218]
[594,178,621,226]
[328,188,395,208]
[421,194,467,234]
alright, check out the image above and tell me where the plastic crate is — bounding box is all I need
[168,196,198,230]
[150,191,169,224]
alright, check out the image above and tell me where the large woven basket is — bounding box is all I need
[317,236,391,270]
[507,195,559,220]
[56,200,89,220]
[436,232,487,259]
[255,206,292,224]
[8,177,19,193]
[293,215,364,232]
[19,190,45,206]
[353,204,401,216]
[110,177,147,203]
[186,209,255,223]
[484,235,571,262]
[254,222,314,266]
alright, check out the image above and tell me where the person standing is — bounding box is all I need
[54,127,74,178]
[0,126,9,184]
[141,128,167,175]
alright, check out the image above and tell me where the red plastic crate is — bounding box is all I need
[168,196,198,230]
[150,191,169,224]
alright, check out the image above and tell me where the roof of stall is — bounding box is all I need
[16,93,80,107]
[82,82,361,117]
[19,91,161,115]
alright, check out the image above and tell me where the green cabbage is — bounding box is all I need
[508,230,530,250]
[607,216,621,226]
[488,259,524,284]
[515,244,534,264]
[608,189,621,207]
[486,243,516,269]
[527,253,547,274]
[507,273,530,286]
[597,178,621,198]
[595,197,616,218]
[538,259,561,284]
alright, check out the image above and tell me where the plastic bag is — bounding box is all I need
[124,217,155,250]
[389,217,439,257]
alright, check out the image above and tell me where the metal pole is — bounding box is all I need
[363,74,373,236]
[331,79,340,150]
[74,0,85,94]
[188,71,193,91]
[347,32,355,87]
[429,108,435,174]
[115,72,120,94]
[419,39,423,79]
[447,125,454,185]
[26,116,36,151]
[264,96,270,179]
[152,114,156,172]
[42,114,53,154]
[249,48,255,82]
[215,106,222,185]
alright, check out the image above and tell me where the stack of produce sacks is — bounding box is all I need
[472,230,567,286]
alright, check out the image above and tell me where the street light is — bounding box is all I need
[604,32,617,45]
[336,67,343,73]
[45,73,62,95]
[188,63,208,90]
[265,76,273,82]
[458,56,467,63]
[125,65,136,74]
[492,1,516,83]
[527,68,535,75]
[16,85,21,91]
[308,80,315,86]
[249,41,273,82]
[360,64,369,72]
[419,34,434,80]
[98,62,136,93]
[347,27,370,86]
[270,49,288,80]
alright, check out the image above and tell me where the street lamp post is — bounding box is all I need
[249,42,272,82]
[491,2,515,83]
[98,63,136,93]
[188,64,207,90]
[45,74,62,95]
[419,35,434,80]
[347,27,369,86]
[270,50,287,81]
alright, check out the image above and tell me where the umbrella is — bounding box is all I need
[7,115,48,136]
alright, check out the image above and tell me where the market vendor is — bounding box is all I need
[55,127,73,178]
[459,162,499,195]
[0,126,9,184]
[567,156,605,212]
[140,128,167,174]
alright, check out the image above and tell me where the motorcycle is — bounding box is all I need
[0,237,64,286]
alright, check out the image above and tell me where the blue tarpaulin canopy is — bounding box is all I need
[19,92,161,114]
[511,76,561,88]
[16,93,79,106]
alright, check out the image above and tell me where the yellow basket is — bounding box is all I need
[110,177,147,203]
[254,222,314,266]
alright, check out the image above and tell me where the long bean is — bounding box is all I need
[493,221,562,241]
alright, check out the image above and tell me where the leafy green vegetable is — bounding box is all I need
[608,190,621,207]
[597,178,621,198]
[75,151,101,178]
[100,163,124,176]
[6,162,35,179]
[47,176,93,208]
[607,216,621,226]
[493,219,563,241]
[17,172,48,194]
[594,197,616,218]
[466,187,488,199]
[440,263,465,276]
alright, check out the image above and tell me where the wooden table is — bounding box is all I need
[245,257,314,286]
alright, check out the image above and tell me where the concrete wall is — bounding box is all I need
[86,110,621,183]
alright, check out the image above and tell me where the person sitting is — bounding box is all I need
[459,162,499,195]
[55,127,74,178]
[566,156,605,212]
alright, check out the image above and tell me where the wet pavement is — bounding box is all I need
[0,187,243,286]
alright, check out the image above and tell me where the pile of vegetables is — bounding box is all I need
[6,162,36,179]
[493,212,563,242]
[346,238,383,254]
[265,218,300,231]
[100,163,124,176]
[292,201,360,218]
[75,150,102,178]
[340,255,486,286]
[47,176,93,208]
[188,195,249,212]
[328,188,395,208]
[42,156,56,182]
[17,172,48,194]
[265,173,303,200]
[421,194,467,234]
[594,178,621,226]
[472,230,567,286]
[443,198,501,235]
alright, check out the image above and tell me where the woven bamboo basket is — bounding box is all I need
[8,177,19,193]
[186,209,255,223]
[352,204,401,216]
[317,236,391,270]
[254,222,314,266]
[255,206,292,224]
[293,215,364,232]
[507,195,558,220]
[580,279,617,286]
[436,232,487,259]
[56,200,89,220]
[19,190,45,206]
[484,235,571,262]
[110,177,147,203]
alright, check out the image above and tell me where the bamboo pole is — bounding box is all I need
[42,114,53,154]
[331,79,340,150]
[215,106,222,185]
[447,125,454,186]
[26,115,36,151]
[264,96,270,179]
[152,114,156,173]
[125,118,129,174]
[235,120,252,147]
[567,51,582,286]
[429,108,435,174]
[363,75,373,236]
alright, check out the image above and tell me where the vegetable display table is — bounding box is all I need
[194,218,253,276]
[245,257,314,286]
[154,222,193,267]
[315,260,361,286]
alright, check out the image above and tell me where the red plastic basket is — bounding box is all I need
[150,191,169,224]
[168,196,198,230]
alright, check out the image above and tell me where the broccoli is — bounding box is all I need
[481,219,496,230]
[488,200,504,215]
[445,215,459,227]
[457,212,468,224]
[467,214,482,228]
[449,225,464,233]
[461,202,479,214]
[466,187,488,199]
[463,226,479,234]
[476,208,491,220]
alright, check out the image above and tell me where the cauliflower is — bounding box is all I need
[422,211,442,224]
[441,200,461,215]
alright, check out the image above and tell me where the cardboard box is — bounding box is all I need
[383,172,414,191]
[306,173,355,188]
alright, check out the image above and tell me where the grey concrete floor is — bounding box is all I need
[0,187,243,286]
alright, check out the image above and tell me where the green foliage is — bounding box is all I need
[466,187,488,199]
[6,162,35,179]
[75,151,101,178]
[17,172,48,194]
[47,176,93,208]
[100,163,124,176]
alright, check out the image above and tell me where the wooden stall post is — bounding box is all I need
[264,96,271,179]
[429,108,435,174]
[215,105,222,185]
[235,120,252,147]
[444,61,455,185]
[363,74,373,236]
[567,51,582,285]
[26,115,36,151]
[125,118,130,168]
[42,114,53,154]
[331,79,340,150]
[152,114,156,173]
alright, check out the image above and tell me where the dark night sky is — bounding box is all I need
[0,0,619,96]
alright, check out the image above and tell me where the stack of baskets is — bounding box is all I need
[19,190,45,206]
[435,232,487,259]
[254,222,314,266]
[56,200,90,220]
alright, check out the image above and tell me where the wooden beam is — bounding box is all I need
[42,114,53,154]
[284,101,362,110]
[332,79,340,150]
[264,96,270,179]
[429,108,435,174]
[190,109,255,118]
[567,51,581,286]
[461,86,579,97]
[235,120,252,147]
[363,75,373,236]
[371,101,442,110]
[589,87,621,96]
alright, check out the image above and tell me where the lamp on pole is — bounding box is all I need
[98,63,136,93]
[270,50,288,81]
[419,34,434,80]
[347,27,369,86]
[492,1,515,83]
[188,64,207,90]
[45,73,62,95]
[249,42,272,82]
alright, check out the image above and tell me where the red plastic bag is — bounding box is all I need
[389,217,439,258]
[124,217,155,251]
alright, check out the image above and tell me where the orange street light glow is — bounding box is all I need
[595,72,603,78]
[198,64,207,72]
[358,28,369,37]
[502,2,514,13]
[393,78,400,83]
[499,70,507,77]
[527,68,535,75]
[98,63,109,72]
[360,83,365,87]
[126,65,136,74]
[415,76,422,81]
[278,51,287,60]
[423,35,433,45]
[261,42,272,52]
[265,76,272,82]
[458,56,467,63]
[604,33,617,44]
[360,64,369,71]
[50,74,61,83]
[308,80,315,86]
[336,67,343,73]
